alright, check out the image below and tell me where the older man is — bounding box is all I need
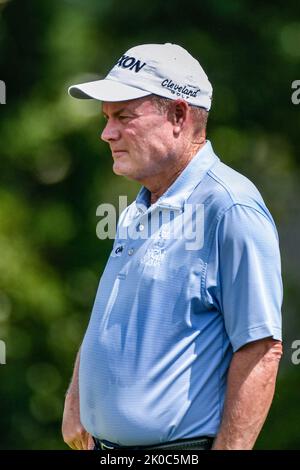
[62,43,282,451]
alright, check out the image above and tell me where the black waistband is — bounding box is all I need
[93,436,214,451]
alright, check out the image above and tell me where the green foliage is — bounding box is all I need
[0,0,299,449]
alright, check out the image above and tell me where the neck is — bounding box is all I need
[147,140,206,205]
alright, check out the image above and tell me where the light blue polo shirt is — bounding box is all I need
[79,140,282,446]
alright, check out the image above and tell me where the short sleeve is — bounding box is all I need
[205,204,283,352]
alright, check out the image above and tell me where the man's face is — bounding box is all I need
[101,97,175,182]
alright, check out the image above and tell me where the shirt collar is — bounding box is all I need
[135,140,219,212]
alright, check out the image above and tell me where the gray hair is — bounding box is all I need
[150,94,209,137]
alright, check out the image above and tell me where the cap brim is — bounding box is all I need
[68,78,151,102]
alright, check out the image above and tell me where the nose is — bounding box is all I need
[101,119,120,143]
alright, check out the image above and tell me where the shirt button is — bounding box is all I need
[138,224,145,232]
[128,248,134,256]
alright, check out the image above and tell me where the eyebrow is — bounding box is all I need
[102,107,130,118]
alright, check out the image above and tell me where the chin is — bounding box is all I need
[112,166,124,176]
[113,162,131,177]
[112,163,141,181]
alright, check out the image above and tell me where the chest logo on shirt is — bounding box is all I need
[111,243,124,257]
[140,247,166,267]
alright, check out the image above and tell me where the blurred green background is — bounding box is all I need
[0,0,300,450]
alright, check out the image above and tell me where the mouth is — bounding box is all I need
[111,150,127,157]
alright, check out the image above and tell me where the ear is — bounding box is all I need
[173,100,189,136]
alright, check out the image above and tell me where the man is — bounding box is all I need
[62,43,283,451]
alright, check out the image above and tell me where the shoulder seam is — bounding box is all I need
[207,167,236,204]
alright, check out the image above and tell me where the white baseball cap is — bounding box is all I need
[68,43,213,111]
